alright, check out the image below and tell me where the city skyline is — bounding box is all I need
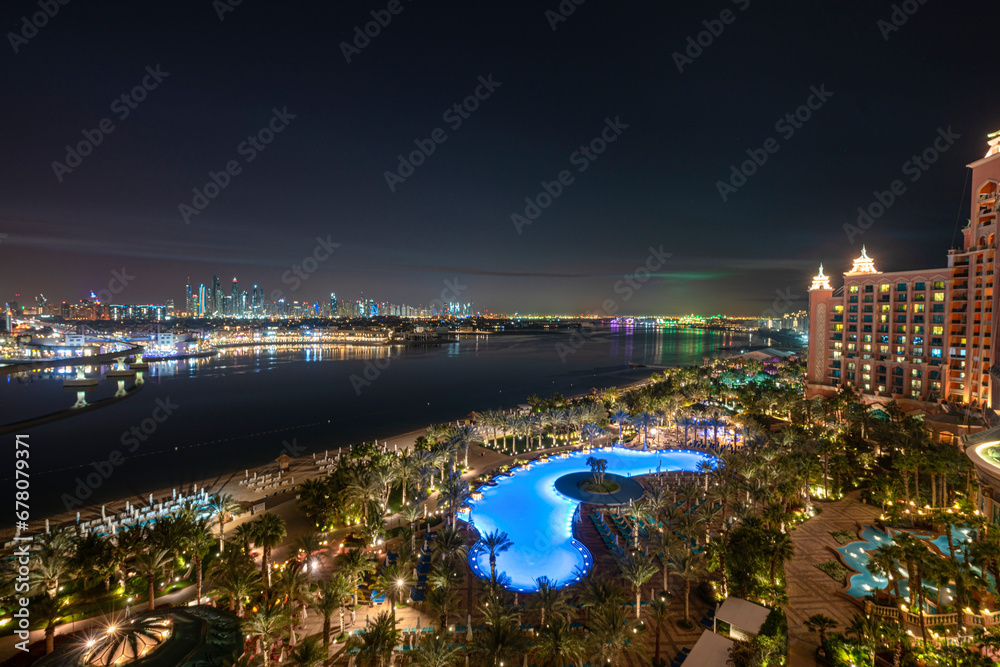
[1,3,997,316]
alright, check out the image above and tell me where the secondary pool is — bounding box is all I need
[466,446,712,591]
[834,525,975,610]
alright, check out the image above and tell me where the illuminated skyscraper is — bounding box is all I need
[185,277,192,314]
[231,278,238,317]
[212,275,222,316]
[198,284,207,316]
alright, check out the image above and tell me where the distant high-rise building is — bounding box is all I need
[185,277,192,314]
[198,284,206,316]
[212,275,222,316]
[231,278,238,317]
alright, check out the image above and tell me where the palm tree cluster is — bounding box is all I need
[9,502,220,654]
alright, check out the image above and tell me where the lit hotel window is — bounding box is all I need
[880,284,890,292]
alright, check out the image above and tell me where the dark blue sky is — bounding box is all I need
[0,1,993,315]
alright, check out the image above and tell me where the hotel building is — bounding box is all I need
[807,133,1000,415]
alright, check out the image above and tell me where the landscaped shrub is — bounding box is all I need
[815,559,849,582]
[829,530,857,545]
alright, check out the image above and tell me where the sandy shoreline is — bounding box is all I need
[7,373,659,541]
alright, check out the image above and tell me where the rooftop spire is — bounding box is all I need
[809,264,832,291]
[845,246,880,276]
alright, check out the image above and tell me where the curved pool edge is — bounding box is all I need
[466,446,715,591]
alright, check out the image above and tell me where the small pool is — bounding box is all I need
[835,525,967,610]
[467,447,712,591]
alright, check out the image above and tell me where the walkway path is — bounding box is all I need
[785,492,880,666]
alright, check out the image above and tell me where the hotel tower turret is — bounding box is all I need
[807,132,1000,416]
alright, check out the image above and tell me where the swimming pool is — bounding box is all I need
[834,525,974,610]
[467,447,712,591]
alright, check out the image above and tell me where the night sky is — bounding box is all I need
[0,1,994,316]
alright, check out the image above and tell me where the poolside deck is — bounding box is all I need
[784,491,880,666]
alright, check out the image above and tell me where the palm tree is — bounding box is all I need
[414,634,461,667]
[252,513,287,595]
[670,553,707,625]
[804,613,838,648]
[28,555,72,600]
[181,516,215,604]
[33,594,64,654]
[242,605,291,667]
[469,621,526,667]
[291,637,325,667]
[337,548,375,606]
[426,584,462,630]
[394,452,419,508]
[292,532,324,567]
[846,613,884,665]
[647,597,671,667]
[766,530,795,588]
[234,522,256,556]
[432,524,468,566]
[611,409,632,441]
[402,503,423,552]
[376,562,413,624]
[133,548,172,611]
[648,529,684,594]
[581,422,604,450]
[452,423,482,469]
[634,411,657,447]
[481,530,513,581]
[530,576,572,628]
[272,567,314,645]
[347,610,398,667]
[588,603,637,664]
[533,617,586,667]
[210,557,261,616]
[619,554,658,619]
[209,493,242,552]
[316,573,353,645]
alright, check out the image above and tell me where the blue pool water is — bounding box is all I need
[467,447,712,591]
[835,525,973,610]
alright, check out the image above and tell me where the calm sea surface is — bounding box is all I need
[0,325,754,520]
